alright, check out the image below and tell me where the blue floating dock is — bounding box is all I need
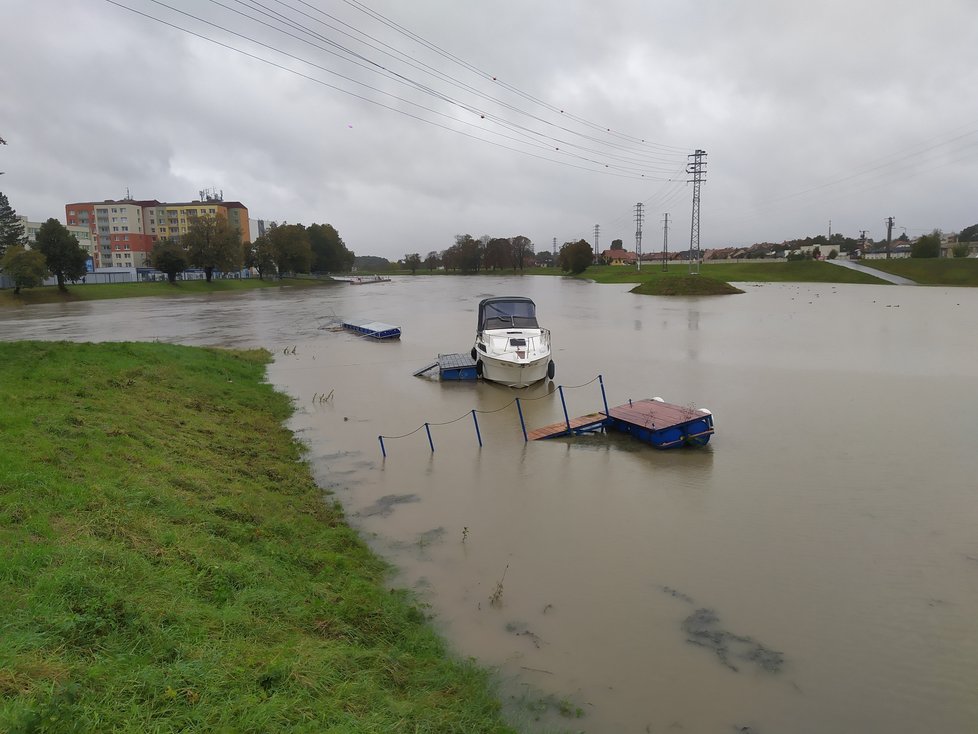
[529,398,714,449]
[413,353,478,380]
[342,318,401,340]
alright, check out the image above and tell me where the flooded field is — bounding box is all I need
[3,275,977,732]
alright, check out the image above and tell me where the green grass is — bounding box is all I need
[0,341,515,733]
[701,261,889,284]
[392,261,889,286]
[852,257,978,285]
[629,275,745,296]
[568,261,886,287]
[0,277,339,307]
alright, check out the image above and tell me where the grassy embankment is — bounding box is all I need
[0,341,515,733]
[573,261,888,293]
[0,277,338,307]
[392,261,890,292]
[854,257,978,286]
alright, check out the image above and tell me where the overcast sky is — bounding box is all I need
[2,0,977,259]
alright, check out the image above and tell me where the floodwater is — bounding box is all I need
[2,276,977,733]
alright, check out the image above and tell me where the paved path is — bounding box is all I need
[826,258,917,285]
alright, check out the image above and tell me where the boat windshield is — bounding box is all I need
[478,298,539,330]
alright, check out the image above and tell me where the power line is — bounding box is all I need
[338,0,688,153]
[105,0,679,180]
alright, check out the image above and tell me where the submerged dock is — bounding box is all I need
[342,318,401,340]
[413,353,478,380]
[530,398,714,448]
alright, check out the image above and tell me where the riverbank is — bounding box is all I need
[0,276,338,307]
[0,341,515,733]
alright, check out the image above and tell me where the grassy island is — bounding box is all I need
[629,275,745,296]
[0,341,514,733]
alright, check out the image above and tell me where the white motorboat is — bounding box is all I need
[472,296,554,387]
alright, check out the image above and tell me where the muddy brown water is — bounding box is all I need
[3,276,977,733]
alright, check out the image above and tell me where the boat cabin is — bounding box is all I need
[477,297,540,331]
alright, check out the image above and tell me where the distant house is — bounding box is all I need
[601,248,638,265]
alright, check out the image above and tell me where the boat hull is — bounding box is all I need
[478,354,550,388]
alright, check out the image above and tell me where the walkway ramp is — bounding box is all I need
[826,259,917,285]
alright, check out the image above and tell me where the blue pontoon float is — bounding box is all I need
[342,318,401,340]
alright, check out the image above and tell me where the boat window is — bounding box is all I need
[509,338,527,347]
[479,299,539,329]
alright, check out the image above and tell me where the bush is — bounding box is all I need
[952,244,970,258]
[911,231,941,258]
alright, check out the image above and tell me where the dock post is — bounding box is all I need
[516,398,528,442]
[471,410,483,447]
[379,436,386,458]
[598,374,610,417]
[424,422,434,452]
[558,385,571,432]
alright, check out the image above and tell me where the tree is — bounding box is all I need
[511,235,533,271]
[244,235,277,279]
[34,218,87,290]
[911,230,941,258]
[183,214,242,282]
[535,249,554,267]
[610,239,624,251]
[952,244,970,258]
[483,238,512,270]
[424,250,440,271]
[307,223,354,272]
[958,223,978,242]
[266,223,312,277]
[449,234,482,272]
[558,239,593,274]
[404,252,421,273]
[355,255,391,271]
[0,245,48,294]
[0,192,26,257]
[151,239,189,283]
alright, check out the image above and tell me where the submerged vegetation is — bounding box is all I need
[0,341,514,733]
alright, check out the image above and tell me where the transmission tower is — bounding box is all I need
[662,212,670,271]
[552,237,557,259]
[686,149,707,274]
[634,202,644,271]
[593,224,600,259]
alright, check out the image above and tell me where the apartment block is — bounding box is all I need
[19,216,97,268]
[66,196,250,269]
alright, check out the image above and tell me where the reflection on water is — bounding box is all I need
[3,277,978,733]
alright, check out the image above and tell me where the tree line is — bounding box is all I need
[400,234,595,275]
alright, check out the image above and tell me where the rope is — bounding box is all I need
[378,424,428,440]
[558,375,602,390]
[379,376,601,441]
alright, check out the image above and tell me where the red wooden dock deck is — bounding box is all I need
[527,412,608,441]
[529,399,710,441]
[607,399,706,430]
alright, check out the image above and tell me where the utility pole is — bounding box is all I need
[885,217,894,259]
[662,212,670,271]
[634,202,644,271]
[593,224,600,260]
[859,230,867,258]
[686,149,707,274]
